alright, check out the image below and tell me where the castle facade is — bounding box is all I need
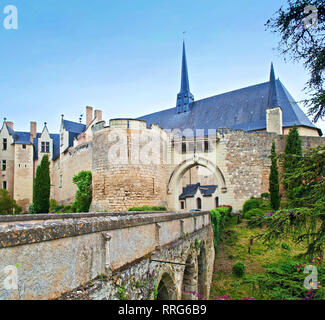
[1,43,324,212]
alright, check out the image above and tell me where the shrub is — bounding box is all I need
[210,206,232,251]
[232,262,245,278]
[281,242,291,251]
[128,206,167,212]
[0,189,22,215]
[269,140,280,211]
[261,193,270,199]
[28,203,36,214]
[242,198,263,214]
[243,208,265,220]
[33,155,51,214]
[73,171,92,213]
[49,199,58,212]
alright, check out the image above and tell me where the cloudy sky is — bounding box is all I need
[1,0,324,134]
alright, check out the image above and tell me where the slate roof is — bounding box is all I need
[179,183,217,200]
[138,80,322,136]
[63,120,86,134]
[2,123,60,161]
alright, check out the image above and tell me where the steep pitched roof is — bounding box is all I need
[63,120,86,134]
[179,183,217,200]
[138,79,322,136]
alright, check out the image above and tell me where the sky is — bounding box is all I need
[1,0,324,134]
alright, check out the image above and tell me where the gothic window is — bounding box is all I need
[3,138,7,150]
[2,160,6,171]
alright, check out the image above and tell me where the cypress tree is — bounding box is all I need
[33,154,51,214]
[283,124,302,198]
[269,140,280,211]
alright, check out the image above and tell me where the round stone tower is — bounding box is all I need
[91,119,168,212]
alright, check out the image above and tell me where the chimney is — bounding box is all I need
[95,110,102,122]
[86,106,93,128]
[30,121,37,142]
[6,121,14,130]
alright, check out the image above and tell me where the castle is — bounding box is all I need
[1,42,324,213]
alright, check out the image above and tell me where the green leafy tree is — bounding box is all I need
[254,145,325,258]
[266,0,325,122]
[0,189,22,215]
[283,124,302,199]
[269,141,280,211]
[73,171,92,213]
[33,154,51,214]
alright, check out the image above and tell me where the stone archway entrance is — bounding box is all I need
[167,157,227,211]
[156,273,176,300]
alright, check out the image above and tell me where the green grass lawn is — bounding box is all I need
[210,217,325,300]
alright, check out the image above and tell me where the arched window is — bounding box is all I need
[197,198,202,210]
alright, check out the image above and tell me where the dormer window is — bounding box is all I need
[41,141,50,153]
[22,144,26,149]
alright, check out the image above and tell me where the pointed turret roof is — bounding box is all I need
[180,41,190,93]
[267,63,280,109]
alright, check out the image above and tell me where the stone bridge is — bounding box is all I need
[0,211,215,300]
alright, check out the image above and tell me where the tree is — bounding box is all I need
[266,0,325,122]
[33,154,51,214]
[73,171,92,213]
[253,145,325,257]
[0,189,22,215]
[269,141,280,211]
[283,124,302,199]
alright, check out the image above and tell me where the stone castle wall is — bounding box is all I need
[51,142,93,206]
[223,130,325,210]
[91,120,169,212]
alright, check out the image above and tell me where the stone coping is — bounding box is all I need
[0,211,172,223]
[0,211,210,249]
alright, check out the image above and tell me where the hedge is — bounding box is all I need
[210,206,232,251]
[128,206,167,212]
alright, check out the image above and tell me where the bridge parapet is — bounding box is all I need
[0,211,214,300]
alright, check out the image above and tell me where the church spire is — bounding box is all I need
[267,63,280,109]
[176,41,194,113]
